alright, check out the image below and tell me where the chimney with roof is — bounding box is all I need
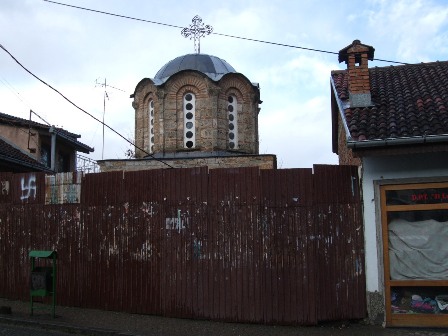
[338,40,375,108]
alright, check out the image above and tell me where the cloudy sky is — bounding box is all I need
[1,0,447,168]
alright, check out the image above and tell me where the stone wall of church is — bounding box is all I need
[98,154,276,172]
[219,75,260,154]
[132,72,260,159]
[132,79,158,159]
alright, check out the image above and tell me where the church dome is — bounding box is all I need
[153,54,236,84]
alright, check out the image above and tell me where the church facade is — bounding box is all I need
[98,53,276,172]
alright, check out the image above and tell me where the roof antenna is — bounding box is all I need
[181,15,213,54]
[95,79,126,159]
[95,78,110,160]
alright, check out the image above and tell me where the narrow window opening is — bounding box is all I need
[149,99,155,153]
[228,95,238,149]
[184,93,196,149]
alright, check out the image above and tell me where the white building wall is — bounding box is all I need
[362,152,448,294]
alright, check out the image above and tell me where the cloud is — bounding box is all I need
[259,95,338,168]
[367,0,448,62]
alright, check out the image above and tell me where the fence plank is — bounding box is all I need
[0,166,365,325]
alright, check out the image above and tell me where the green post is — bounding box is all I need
[29,250,57,318]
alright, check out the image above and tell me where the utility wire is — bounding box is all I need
[42,0,408,65]
[43,0,183,29]
[0,43,175,169]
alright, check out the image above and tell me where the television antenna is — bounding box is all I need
[95,78,125,159]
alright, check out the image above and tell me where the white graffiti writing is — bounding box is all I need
[1,181,9,195]
[165,217,189,231]
[20,175,37,201]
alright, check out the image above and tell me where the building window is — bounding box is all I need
[149,99,155,153]
[57,151,71,172]
[183,93,195,149]
[228,95,238,149]
[381,182,448,327]
[40,144,51,167]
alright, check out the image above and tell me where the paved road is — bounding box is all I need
[0,323,73,336]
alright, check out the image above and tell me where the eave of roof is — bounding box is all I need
[330,61,448,150]
[0,153,53,172]
[0,136,52,172]
[0,112,93,153]
[50,127,94,153]
[347,134,448,149]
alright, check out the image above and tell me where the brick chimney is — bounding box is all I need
[338,40,375,108]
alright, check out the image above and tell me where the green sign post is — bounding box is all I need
[29,250,57,317]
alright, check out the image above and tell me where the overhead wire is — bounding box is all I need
[0,43,175,169]
[2,1,409,169]
[0,75,29,105]
[42,0,408,65]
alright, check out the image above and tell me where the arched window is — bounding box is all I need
[228,95,238,149]
[183,93,196,149]
[148,99,155,153]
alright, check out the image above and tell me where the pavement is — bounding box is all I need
[1,298,448,336]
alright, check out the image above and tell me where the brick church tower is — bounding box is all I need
[98,53,276,171]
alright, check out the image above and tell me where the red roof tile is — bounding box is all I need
[331,61,448,141]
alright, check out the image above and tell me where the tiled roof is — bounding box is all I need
[0,112,93,153]
[0,136,50,172]
[331,61,448,142]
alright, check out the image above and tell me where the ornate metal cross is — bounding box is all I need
[181,15,213,54]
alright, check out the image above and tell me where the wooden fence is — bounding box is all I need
[0,165,366,325]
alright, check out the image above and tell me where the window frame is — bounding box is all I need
[381,181,448,327]
[183,93,196,149]
[227,94,238,150]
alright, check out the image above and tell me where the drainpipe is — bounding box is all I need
[49,126,56,171]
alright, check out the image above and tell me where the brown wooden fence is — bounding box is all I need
[0,165,365,325]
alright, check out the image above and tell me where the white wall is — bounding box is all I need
[361,152,448,293]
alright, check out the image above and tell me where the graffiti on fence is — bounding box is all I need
[192,237,203,259]
[1,181,9,196]
[45,173,81,204]
[165,210,189,232]
[20,175,36,201]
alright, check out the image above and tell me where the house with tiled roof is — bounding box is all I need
[330,40,448,328]
[0,112,93,173]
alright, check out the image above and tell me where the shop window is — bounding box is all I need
[381,182,448,327]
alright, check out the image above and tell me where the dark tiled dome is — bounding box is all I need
[153,54,236,84]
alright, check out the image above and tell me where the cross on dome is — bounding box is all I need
[181,15,213,54]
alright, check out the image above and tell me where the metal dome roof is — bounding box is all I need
[153,54,236,84]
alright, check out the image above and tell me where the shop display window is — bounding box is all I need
[381,182,448,327]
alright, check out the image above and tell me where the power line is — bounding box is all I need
[0,43,175,169]
[43,0,183,29]
[0,75,29,106]
[42,0,408,65]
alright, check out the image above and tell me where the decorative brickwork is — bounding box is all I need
[120,53,274,171]
[132,69,261,158]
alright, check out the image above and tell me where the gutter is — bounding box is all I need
[347,134,448,149]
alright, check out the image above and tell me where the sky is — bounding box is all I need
[1,0,448,168]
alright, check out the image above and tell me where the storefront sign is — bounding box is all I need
[386,188,448,205]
